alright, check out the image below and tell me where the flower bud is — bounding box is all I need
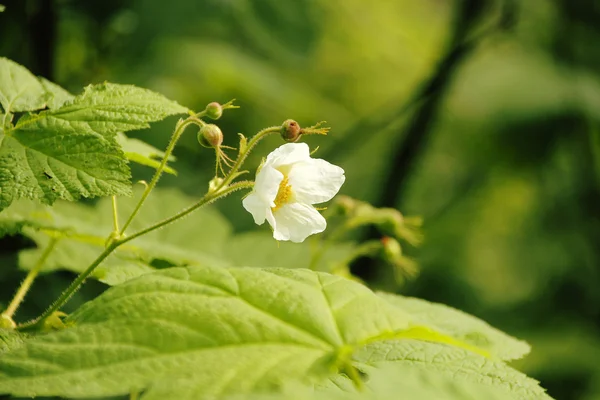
[381,236,402,262]
[197,124,223,148]
[205,102,223,120]
[281,119,301,142]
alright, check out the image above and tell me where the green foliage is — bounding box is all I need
[0,58,189,211]
[355,340,552,400]
[1,189,230,285]
[0,266,549,399]
[0,58,47,113]
[378,292,531,361]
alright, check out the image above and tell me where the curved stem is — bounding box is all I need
[218,126,280,189]
[18,181,254,331]
[119,118,196,235]
[3,237,59,319]
[18,243,117,330]
[119,181,254,246]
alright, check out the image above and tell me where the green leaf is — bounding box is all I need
[39,78,74,110]
[144,363,519,400]
[0,120,131,210]
[0,82,189,210]
[0,5,5,12]
[0,58,47,113]
[0,330,24,354]
[0,266,412,398]
[378,292,531,361]
[2,188,232,285]
[353,339,552,400]
[13,82,189,138]
[116,132,177,175]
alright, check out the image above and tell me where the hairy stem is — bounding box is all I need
[119,118,197,235]
[19,181,254,331]
[2,237,59,319]
[218,126,280,189]
[111,196,119,233]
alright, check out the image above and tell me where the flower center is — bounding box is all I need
[273,176,292,211]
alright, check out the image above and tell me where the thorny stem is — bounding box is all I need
[3,237,59,319]
[18,181,254,331]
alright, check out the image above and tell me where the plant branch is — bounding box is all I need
[18,181,254,331]
[119,117,198,235]
[2,237,59,319]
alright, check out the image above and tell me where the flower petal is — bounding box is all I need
[254,165,283,205]
[264,142,311,170]
[288,159,345,204]
[242,193,268,225]
[272,203,326,243]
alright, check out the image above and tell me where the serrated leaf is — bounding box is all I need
[39,78,74,110]
[0,266,412,398]
[14,82,189,138]
[116,132,177,175]
[0,119,132,210]
[0,82,189,210]
[353,339,552,400]
[378,292,531,361]
[2,188,232,285]
[0,58,47,113]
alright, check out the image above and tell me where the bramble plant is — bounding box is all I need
[0,57,553,399]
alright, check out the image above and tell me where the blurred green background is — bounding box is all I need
[1,0,600,399]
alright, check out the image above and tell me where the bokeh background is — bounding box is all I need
[1,1,600,399]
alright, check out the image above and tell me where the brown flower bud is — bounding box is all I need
[281,119,301,142]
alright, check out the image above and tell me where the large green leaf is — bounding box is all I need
[0,58,46,113]
[39,78,74,110]
[353,339,552,400]
[0,80,189,210]
[0,266,412,398]
[1,188,232,284]
[143,363,518,400]
[0,122,132,210]
[378,292,531,361]
[13,82,189,138]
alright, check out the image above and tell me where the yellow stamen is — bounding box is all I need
[273,176,292,211]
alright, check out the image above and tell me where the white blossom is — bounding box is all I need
[242,143,345,243]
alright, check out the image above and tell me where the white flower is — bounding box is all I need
[242,142,345,243]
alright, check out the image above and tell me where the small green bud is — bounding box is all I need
[381,236,402,261]
[205,102,223,120]
[0,314,16,330]
[281,119,301,142]
[198,124,224,148]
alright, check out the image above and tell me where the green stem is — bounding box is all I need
[218,126,280,189]
[3,237,59,319]
[18,181,254,331]
[119,118,197,235]
[111,196,119,233]
[120,181,254,246]
[19,243,117,330]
